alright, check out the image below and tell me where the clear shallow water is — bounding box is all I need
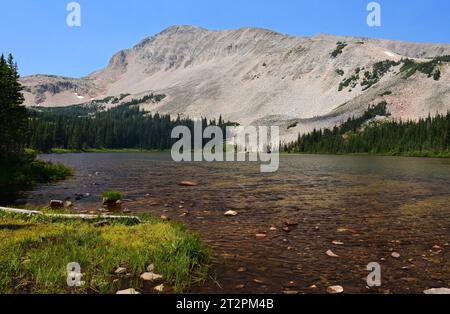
[26,153,450,294]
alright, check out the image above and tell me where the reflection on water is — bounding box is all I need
[26,153,450,294]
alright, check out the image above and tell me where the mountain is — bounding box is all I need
[20,25,450,141]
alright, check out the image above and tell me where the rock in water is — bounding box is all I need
[326,250,339,258]
[179,181,198,187]
[285,220,299,226]
[391,252,401,259]
[140,272,163,283]
[50,200,64,208]
[116,288,140,294]
[423,288,450,294]
[64,201,73,208]
[224,210,238,216]
[327,285,344,294]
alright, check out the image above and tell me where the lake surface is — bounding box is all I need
[26,153,450,294]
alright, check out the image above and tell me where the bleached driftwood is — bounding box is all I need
[0,206,141,223]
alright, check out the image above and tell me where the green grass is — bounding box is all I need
[102,191,122,203]
[0,212,210,294]
[0,150,73,201]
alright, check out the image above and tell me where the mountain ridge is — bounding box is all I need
[21,25,450,141]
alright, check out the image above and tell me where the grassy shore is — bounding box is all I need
[0,150,73,202]
[49,148,167,154]
[0,211,210,294]
[282,151,450,159]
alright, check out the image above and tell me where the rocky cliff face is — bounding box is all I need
[21,25,450,141]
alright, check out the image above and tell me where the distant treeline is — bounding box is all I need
[27,101,233,152]
[283,102,450,157]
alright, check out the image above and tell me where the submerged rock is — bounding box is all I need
[285,220,299,226]
[224,210,238,217]
[179,181,198,187]
[326,250,339,258]
[50,200,64,208]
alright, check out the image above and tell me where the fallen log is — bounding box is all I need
[0,206,141,223]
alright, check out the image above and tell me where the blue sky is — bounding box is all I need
[1,0,449,77]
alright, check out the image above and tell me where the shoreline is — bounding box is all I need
[40,148,450,159]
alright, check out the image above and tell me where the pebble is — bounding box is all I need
[140,272,163,282]
[154,284,164,292]
[116,288,140,294]
[391,252,401,259]
[423,288,450,294]
[179,181,198,187]
[285,220,299,226]
[64,201,73,208]
[224,210,238,217]
[326,250,339,258]
[115,267,127,275]
[327,285,344,294]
